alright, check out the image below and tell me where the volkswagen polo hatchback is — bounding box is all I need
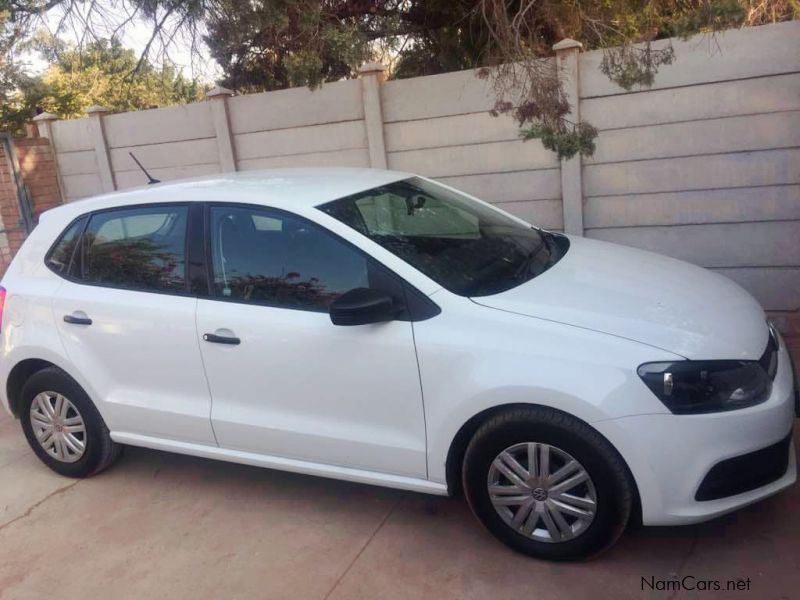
[0,168,796,561]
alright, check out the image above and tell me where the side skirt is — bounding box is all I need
[111,432,449,496]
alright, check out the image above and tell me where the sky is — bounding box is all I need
[23,4,222,82]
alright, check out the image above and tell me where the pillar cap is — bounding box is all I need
[32,112,58,122]
[358,62,386,75]
[552,38,583,51]
[207,85,234,98]
[85,105,110,115]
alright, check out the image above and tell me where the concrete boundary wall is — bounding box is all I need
[39,20,800,318]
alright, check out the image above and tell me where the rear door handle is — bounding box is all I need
[203,333,240,345]
[63,314,92,325]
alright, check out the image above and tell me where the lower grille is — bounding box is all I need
[695,433,792,501]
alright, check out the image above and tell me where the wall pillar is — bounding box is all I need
[553,39,584,236]
[86,105,116,193]
[32,112,65,203]
[207,86,237,172]
[358,62,388,169]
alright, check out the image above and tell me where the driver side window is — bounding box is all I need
[209,206,369,312]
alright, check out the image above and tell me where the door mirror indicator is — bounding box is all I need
[329,288,399,326]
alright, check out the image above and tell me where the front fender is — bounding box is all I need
[412,297,679,485]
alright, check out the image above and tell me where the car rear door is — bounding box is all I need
[50,203,216,445]
[195,203,428,478]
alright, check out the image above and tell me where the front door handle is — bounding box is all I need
[63,313,92,325]
[203,333,241,345]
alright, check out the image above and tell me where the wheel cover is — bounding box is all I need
[29,391,87,464]
[487,442,597,543]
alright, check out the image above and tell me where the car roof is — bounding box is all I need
[42,167,413,222]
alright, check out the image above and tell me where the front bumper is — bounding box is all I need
[595,332,797,526]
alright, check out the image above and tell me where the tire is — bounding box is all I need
[462,406,632,561]
[20,367,122,478]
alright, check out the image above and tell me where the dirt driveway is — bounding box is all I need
[0,410,798,599]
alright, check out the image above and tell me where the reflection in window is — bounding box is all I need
[355,193,480,238]
[322,177,565,297]
[82,206,188,292]
[46,218,85,275]
[210,206,368,311]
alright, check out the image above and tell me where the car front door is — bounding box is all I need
[196,204,428,478]
[51,203,216,445]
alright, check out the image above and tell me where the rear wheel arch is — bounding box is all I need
[6,358,58,417]
[444,403,642,525]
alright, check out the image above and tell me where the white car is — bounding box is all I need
[0,168,796,561]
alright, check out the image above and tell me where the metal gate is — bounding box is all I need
[0,133,36,273]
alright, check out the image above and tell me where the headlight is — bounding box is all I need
[637,360,772,414]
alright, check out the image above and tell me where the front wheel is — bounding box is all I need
[463,406,633,561]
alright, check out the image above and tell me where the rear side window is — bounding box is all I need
[79,205,189,293]
[45,218,85,275]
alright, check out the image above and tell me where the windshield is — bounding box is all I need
[319,177,568,297]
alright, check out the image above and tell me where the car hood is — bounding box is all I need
[471,235,768,360]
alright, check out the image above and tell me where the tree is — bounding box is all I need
[1,1,23,101]
[196,0,796,157]
[3,1,798,154]
[1,36,207,134]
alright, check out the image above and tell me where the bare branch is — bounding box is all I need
[132,4,178,76]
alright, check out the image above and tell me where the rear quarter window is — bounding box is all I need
[45,218,86,275]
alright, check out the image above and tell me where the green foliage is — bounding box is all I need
[197,0,774,158]
[1,1,18,97]
[3,0,798,154]
[204,0,372,92]
[600,45,677,90]
[598,0,746,90]
[670,0,748,36]
[520,122,598,161]
[481,0,757,154]
[1,36,207,134]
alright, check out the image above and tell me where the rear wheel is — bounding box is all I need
[20,367,121,477]
[463,406,632,561]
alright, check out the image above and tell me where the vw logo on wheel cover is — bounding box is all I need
[532,487,548,501]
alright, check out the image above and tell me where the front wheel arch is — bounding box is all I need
[444,403,641,525]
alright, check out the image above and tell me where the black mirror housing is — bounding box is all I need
[329,288,398,326]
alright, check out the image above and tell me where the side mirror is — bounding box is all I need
[329,288,398,326]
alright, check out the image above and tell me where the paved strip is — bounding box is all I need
[0,413,797,599]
